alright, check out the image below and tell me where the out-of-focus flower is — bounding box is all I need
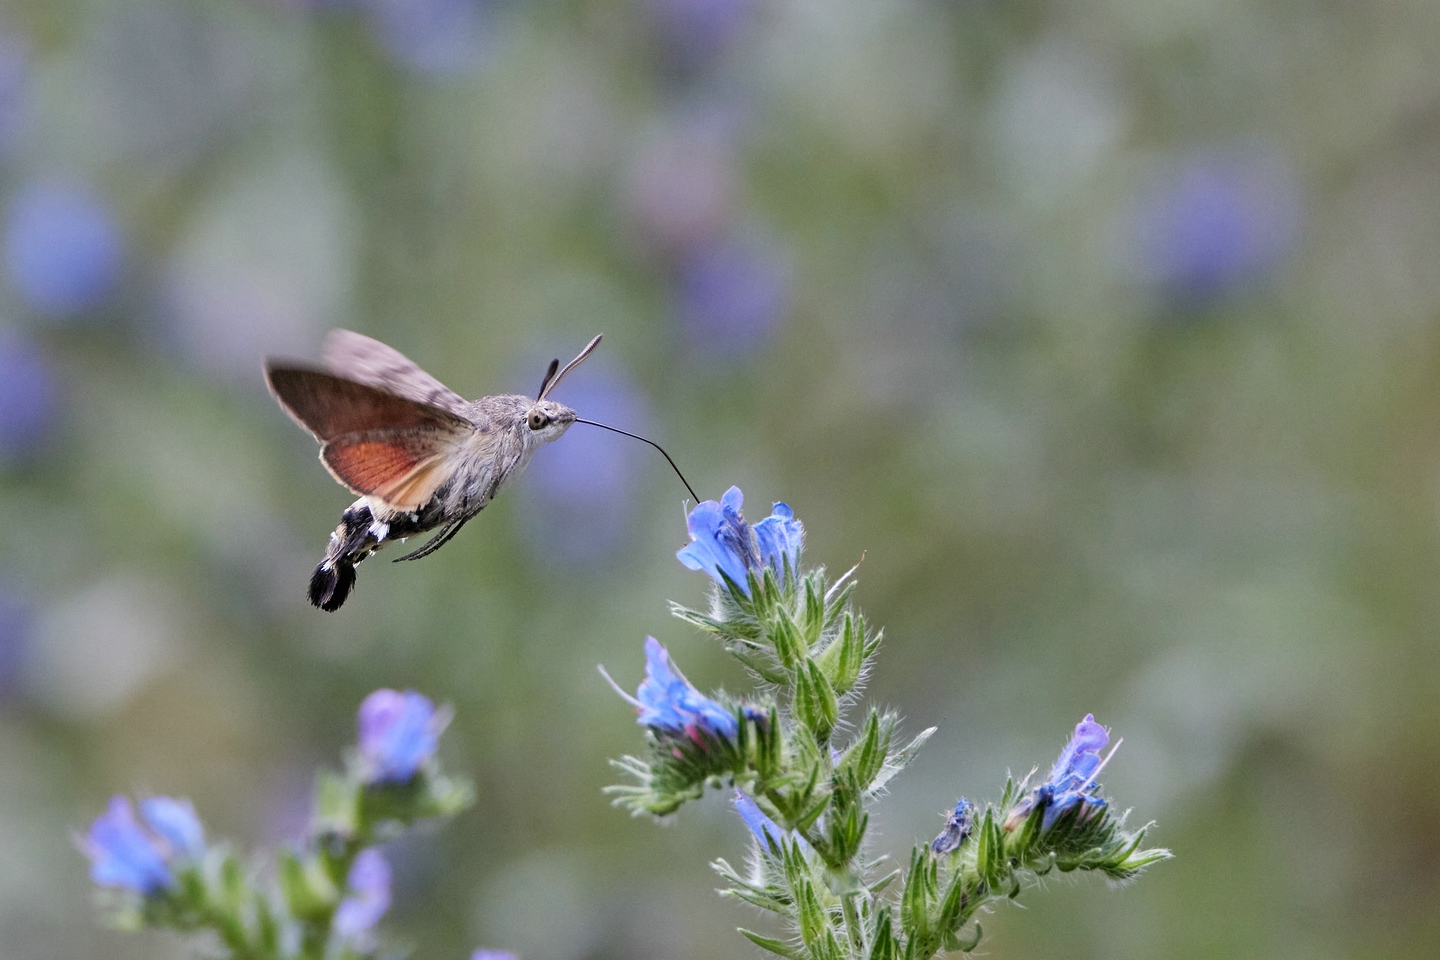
[4,184,123,318]
[357,689,447,784]
[522,370,650,566]
[162,150,354,382]
[603,637,738,743]
[676,230,789,357]
[362,0,494,75]
[1005,714,1117,832]
[333,848,391,947]
[0,30,31,157]
[88,7,260,172]
[1129,147,1301,310]
[84,795,205,895]
[471,951,519,960]
[677,486,803,593]
[0,582,29,700]
[734,790,787,847]
[623,120,737,258]
[137,797,206,861]
[931,797,973,855]
[650,0,758,66]
[0,330,55,464]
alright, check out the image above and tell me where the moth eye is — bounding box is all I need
[528,411,549,431]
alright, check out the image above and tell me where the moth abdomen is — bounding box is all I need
[309,561,356,611]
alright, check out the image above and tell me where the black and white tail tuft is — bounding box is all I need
[307,503,383,612]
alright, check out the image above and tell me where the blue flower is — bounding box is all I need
[753,502,802,576]
[1005,714,1118,832]
[4,183,123,318]
[363,0,493,75]
[931,798,973,855]
[0,331,57,464]
[734,790,786,848]
[603,637,738,744]
[471,952,519,960]
[677,486,804,594]
[1130,146,1301,311]
[333,848,391,948]
[357,689,448,784]
[677,230,789,357]
[138,797,206,861]
[650,0,759,65]
[84,795,205,896]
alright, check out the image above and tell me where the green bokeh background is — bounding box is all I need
[2,1,1438,958]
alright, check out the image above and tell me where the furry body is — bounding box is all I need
[307,394,570,610]
[267,331,591,611]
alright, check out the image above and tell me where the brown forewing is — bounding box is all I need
[265,365,472,511]
[265,366,472,440]
[321,329,472,418]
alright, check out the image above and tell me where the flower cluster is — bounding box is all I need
[605,636,738,743]
[676,485,803,594]
[608,484,1168,960]
[930,798,973,855]
[358,687,449,784]
[1004,713,1117,832]
[82,688,479,960]
[85,796,205,896]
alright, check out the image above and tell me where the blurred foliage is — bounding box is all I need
[1,0,1439,958]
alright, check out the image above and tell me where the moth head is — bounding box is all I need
[524,399,577,443]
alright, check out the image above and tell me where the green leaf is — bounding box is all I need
[803,576,826,651]
[312,770,360,839]
[277,849,337,920]
[739,928,804,959]
[867,725,935,796]
[867,909,899,960]
[770,607,806,671]
[794,659,839,742]
[816,612,865,695]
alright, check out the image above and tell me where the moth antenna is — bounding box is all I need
[535,358,560,400]
[539,333,603,400]
[573,418,700,502]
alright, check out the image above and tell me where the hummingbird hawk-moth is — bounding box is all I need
[265,331,697,611]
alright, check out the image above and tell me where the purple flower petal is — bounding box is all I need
[734,790,785,847]
[358,689,445,784]
[678,486,802,593]
[4,183,123,318]
[139,796,206,861]
[1006,714,1116,832]
[334,849,392,945]
[85,797,173,895]
[630,637,737,741]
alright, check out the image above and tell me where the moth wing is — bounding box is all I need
[265,365,474,511]
[264,366,473,441]
[321,431,465,512]
[321,329,472,419]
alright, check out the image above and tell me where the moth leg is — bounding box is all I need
[391,514,472,562]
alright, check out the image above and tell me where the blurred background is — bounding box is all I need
[0,0,1437,958]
